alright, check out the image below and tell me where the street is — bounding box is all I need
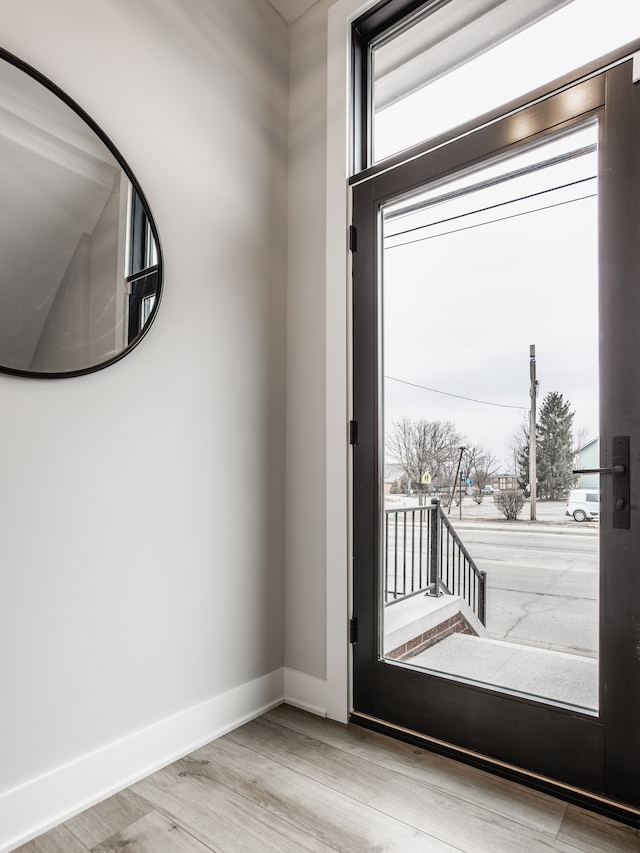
[449,506,599,657]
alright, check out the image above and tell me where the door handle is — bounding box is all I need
[572,465,626,475]
[573,436,629,530]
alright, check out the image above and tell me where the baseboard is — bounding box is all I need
[283,667,327,716]
[0,668,284,853]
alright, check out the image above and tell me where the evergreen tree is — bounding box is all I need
[536,391,575,500]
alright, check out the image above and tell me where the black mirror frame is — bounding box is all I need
[0,45,163,380]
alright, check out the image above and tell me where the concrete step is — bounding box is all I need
[408,633,598,710]
[384,593,488,658]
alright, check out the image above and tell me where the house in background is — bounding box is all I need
[491,473,517,490]
[575,437,600,489]
[384,463,407,494]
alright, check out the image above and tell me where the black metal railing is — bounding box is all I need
[384,498,486,625]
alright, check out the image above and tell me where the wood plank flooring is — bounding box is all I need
[14,704,640,853]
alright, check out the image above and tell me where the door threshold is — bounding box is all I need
[350,711,640,829]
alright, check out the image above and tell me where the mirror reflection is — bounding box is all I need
[0,51,161,377]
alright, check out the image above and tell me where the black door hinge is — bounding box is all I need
[349,420,358,446]
[349,617,358,644]
[349,224,357,252]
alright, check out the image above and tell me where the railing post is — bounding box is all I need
[428,498,442,596]
[478,569,487,625]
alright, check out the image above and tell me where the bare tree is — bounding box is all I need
[386,417,462,505]
[573,425,593,453]
[465,444,501,494]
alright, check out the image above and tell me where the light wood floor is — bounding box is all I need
[16,704,640,853]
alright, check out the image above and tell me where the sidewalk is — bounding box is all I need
[385,496,599,535]
[409,633,598,710]
[451,517,599,536]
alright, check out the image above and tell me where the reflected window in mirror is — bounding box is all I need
[127,188,159,344]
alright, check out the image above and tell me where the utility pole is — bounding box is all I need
[448,446,466,517]
[529,344,538,521]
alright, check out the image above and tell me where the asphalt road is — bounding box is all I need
[451,516,599,657]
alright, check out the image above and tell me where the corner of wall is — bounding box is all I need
[284,667,328,716]
[0,670,284,853]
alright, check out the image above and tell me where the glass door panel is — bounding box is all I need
[381,121,600,710]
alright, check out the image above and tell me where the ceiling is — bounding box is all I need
[267,0,318,23]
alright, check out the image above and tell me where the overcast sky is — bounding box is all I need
[382,124,598,470]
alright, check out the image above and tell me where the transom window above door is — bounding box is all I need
[353,0,639,169]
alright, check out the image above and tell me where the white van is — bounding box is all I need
[566,489,599,522]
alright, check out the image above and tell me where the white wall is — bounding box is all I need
[30,232,93,372]
[286,0,369,721]
[286,0,331,681]
[30,185,122,373]
[0,0,288,848]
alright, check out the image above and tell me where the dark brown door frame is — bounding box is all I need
[598,59,640,806]
[351,56,640,818]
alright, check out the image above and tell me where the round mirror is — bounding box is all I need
[0,48,162,377]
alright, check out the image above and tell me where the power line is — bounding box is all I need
[386,375,526,411]
[384,191,596,250]
[385,175,595,240]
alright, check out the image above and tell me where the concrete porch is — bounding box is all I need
[385,593,598,711]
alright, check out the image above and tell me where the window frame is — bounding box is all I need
[352,0,427,173]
